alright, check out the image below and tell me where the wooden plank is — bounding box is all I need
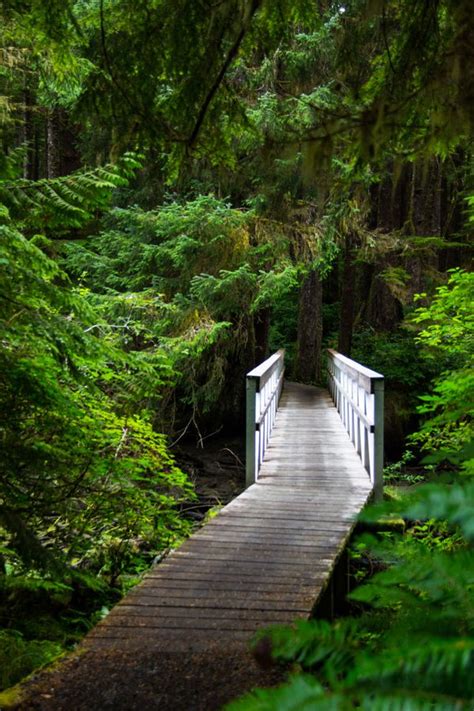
[88,627,254,642]
[150,562,333,580]
[124,588,318,606]
[222,497,362,510]
[138,578,324,593]
[112,596,314,612]
[261,462,368,470]
[159,551,340,569]
[112,605,308,622]
[84,637,248,652]
[95,616,292,632]
[221,491,367,503]
[213,507,362,520]
[166,550,339,566]
[242,485,370,497]
[221,501,362,514]
[233,492,366,505]
[192,532,345,547]
[143,572,323,588]
[203,519,352,532]
[181,538,345,554]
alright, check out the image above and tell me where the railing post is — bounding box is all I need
[246,376,257,488]
[373,378,384,501]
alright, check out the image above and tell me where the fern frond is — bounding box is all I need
[227,673,469,710]
[256,618,361,683]
[0,155,141,232]
[353,637,474,699]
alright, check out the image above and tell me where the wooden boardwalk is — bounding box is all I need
[85,382,373,653]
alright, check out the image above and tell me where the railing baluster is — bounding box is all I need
[246,377,257,488]
[373,379,384,500]
[327,349,384,500]
[356,383,363,457]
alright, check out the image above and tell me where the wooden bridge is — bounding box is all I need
[85,349,384,653]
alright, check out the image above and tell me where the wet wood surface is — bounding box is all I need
[85,382,372,652]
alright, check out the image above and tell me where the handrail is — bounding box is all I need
[327,348,383,393]
[246,349,285,487]
[327,349,384,500]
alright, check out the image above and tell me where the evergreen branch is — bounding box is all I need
[188,0,262,148]
[0,159,140,231]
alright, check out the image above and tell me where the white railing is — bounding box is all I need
[327,349,384,500]
[246,350,285,487]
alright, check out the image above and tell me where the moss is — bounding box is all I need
[0,685,27,708]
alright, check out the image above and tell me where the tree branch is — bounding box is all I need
[188,0,262,149]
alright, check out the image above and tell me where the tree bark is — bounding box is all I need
[407,159,442,294]
[22,88,36,179]
[365,275,403,331]
[254,307,271,364]
[46,109,62,178]
[295,268,323,383]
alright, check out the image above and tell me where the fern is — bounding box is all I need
[0,153,141,231]
[230,678,469,711]
[254,618,363,686]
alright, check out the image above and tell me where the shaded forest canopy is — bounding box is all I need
[0,0,473,705]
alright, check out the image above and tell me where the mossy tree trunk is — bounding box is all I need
[46,109,63,179]
[295,267,323,383]
[254,307,271,364]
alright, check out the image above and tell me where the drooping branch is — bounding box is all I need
[188,0,262,149]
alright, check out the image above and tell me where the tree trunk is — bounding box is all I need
[46,109,62,178]
[406,159,442,294]
[254,307,271,364]
[295,268,323,383]
[365,275,403,331]
[22,88,36,179]
[338,233,356,356]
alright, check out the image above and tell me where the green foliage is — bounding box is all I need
[0,630,62,691]
[351,327,435,391]
[409,270,474,473]
[62,195,298,419]
[383,452,426,486]
[0,571,117,691]
[0,153,141,231]
[0,159,194,592]
[64,195,251,292]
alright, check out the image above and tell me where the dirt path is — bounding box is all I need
[12,644,286,710]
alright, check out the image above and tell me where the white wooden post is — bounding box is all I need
[245,377,257,488]
[373,378,384,501]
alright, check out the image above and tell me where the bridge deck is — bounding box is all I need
[86,382,372,653]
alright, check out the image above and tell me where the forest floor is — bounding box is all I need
[174,434,246,520]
